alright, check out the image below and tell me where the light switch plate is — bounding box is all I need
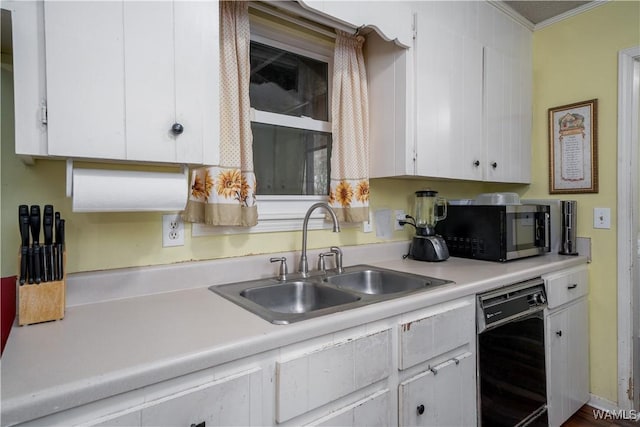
[593,207,611,229]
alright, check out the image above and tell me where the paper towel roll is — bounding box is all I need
[72,168,188,212]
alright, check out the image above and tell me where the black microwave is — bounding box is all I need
[434,204,551,262]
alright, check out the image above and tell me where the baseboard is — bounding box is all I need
[589,394,620,412]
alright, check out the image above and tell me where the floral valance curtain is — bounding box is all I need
[328,30,370,223]
[182,1,257,226]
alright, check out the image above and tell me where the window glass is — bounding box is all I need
[250,41,329,121]
[252,122,331,196]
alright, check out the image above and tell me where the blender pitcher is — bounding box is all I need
[415,190,447,236]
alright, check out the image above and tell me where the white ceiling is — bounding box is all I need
[503,0,593,25]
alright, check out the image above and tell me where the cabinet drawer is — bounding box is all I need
[543,265,588,309]
[399,298,475,370]
[308,389,391,427]
[276,329,391,423]
[141,368,262,427]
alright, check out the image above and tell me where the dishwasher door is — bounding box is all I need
[478,310,547,427]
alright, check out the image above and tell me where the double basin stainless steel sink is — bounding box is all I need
[209,265,453,324]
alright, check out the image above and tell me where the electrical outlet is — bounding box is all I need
[363,211,373,233]
[394,210,406,231]
[163,214,184,247]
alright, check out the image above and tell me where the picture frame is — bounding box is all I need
[548,99,598,194]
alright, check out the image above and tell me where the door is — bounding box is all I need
[398,352,476,426]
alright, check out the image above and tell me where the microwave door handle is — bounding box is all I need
[534,211,550,249]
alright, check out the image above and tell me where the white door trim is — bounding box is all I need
[617,45,640,411]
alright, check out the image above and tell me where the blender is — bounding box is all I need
[402,189,450,261]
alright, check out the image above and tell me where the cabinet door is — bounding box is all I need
[546,298,589,427]
[44,1,217,164]
[44,1,127,160]
[399,352,476,427]
[414,5,484,181]
[141,368,263,427]
[483,43,531,183]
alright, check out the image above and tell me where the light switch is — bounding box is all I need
[593,207,611,229]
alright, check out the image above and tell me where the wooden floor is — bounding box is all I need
[563,405,639,426]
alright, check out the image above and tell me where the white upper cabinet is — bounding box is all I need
[367,1,532,183]
[42,0,219,164]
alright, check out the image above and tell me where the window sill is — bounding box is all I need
[191,196,356,236]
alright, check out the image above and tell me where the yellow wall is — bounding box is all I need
[524,1,640,403]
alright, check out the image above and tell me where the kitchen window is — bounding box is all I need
[250,39,332,196]
[193,4,341,236]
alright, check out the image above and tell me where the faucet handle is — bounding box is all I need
[330,246,344,273]
[317,252,335,273]
[270,257,288,281]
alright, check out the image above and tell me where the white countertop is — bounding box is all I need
[0,253,588,426]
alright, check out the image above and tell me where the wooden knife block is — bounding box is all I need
[17,249,66,326]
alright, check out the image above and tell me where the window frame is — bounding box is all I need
[192,9,339,237]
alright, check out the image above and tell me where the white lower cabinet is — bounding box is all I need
[16,297,478,427]
[397,296,477,427]
[543,265,590,427]
[399,352,476,427]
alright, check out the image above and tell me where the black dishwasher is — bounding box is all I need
[477,278,548,427]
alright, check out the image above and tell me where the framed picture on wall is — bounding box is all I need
[548,99,598,194]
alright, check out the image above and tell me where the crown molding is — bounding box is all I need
[534,0,609,30]
[488,1,535,31]
[490,0,610,32]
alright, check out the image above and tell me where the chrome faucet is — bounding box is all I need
[299,202,341,277]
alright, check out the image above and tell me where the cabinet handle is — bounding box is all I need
[491,162,498,169]
[567,284,578,289]
[556,330,562,337]
[171,123,185,135]
[190,423,205,427]
[417,404,425,415]
[473,160,480,167]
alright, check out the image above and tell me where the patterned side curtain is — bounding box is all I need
[328,30,370,223]
[182,1,257,226]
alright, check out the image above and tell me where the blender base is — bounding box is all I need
[409,235,450,262]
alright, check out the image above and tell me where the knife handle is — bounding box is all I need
[55,213,61,244]
[42,245,49,282]
[58,220,65,246]
[33,245,41,284]
[27,247,34,284]
[19,246,28,285]
[43,216,53,246]
[56,243,64,281]
[19,205,29,232]
[30,205,41,246]
[20,216,30,247]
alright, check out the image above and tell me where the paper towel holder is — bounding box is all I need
[65,159,190,214]
[65,159,189,199]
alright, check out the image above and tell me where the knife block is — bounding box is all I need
[17,249,66,326]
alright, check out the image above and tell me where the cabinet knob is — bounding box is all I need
[556,330,562,337]
[473,160,480,167]
[171,123,184,135]
[491,162,498,169]
[417,404,425,415]
[567,284,578,289]
[190,423,205,427]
